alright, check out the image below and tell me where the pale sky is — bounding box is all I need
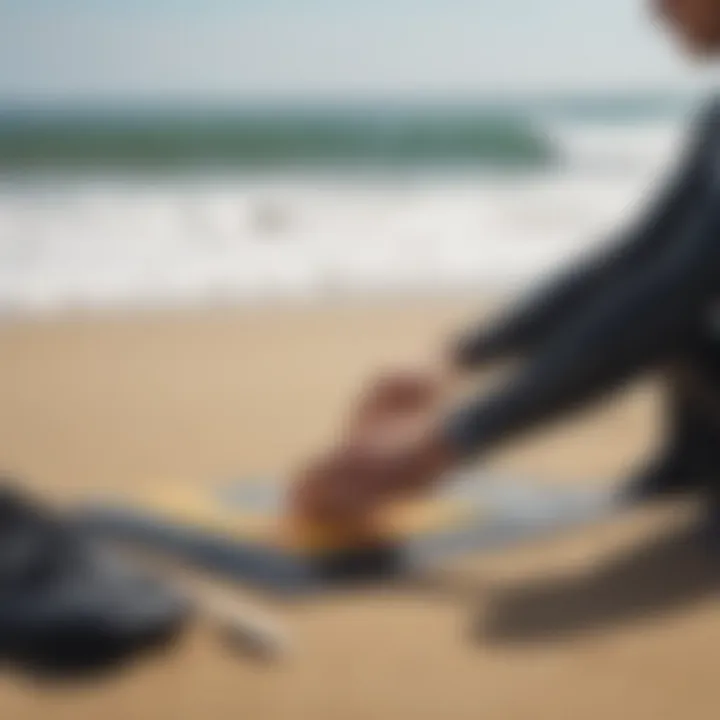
[0,0,712,103]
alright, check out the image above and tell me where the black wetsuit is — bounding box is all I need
[445,98,720,490]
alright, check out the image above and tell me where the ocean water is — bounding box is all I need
[0,98,694,314]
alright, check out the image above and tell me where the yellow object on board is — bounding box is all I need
[118,482,481,555]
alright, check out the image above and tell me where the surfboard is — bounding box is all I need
[77,473,623,595]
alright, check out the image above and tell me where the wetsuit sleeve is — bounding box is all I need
[444,170,720,459]
[453,115,709,368]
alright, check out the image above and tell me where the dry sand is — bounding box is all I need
[0,297,717,720]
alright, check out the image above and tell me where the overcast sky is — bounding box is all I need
[0,0,712,104]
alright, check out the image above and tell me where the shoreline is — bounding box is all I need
[0,289,506,330]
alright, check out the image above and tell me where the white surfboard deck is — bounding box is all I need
[77,473,624,594]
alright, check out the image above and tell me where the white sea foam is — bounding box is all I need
[0,118,686,315]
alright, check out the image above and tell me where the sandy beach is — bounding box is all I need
[0,297,716,720]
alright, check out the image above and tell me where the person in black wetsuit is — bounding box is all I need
[291,0,720,526]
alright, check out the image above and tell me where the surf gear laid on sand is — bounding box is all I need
[446,99,720,487]
[0,482,191,677]
[79,476,618,595]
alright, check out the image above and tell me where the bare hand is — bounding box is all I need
[348,364,450,443]
[290,423,456,526]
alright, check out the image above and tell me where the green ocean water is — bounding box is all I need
[0,94,690,172]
